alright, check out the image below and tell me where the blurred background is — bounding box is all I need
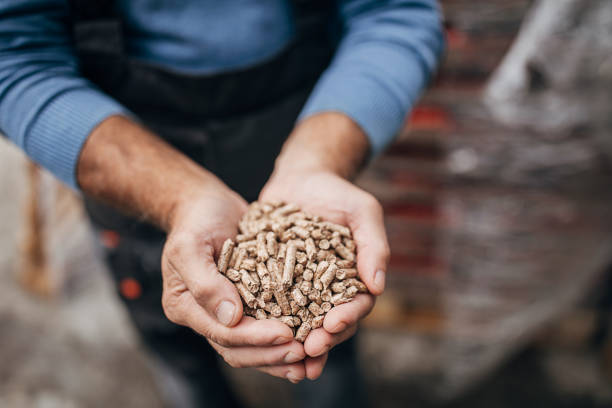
[2,0,612,407]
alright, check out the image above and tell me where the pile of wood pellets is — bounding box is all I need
[216,201,367,342]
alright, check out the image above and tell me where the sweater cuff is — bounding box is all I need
[25,88,130,190]
[298,50,429,158]
[298,70,420,158]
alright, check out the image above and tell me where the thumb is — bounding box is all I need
[348,196,390,296]
[164,233,243,327]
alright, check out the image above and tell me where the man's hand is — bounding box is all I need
[260,112,390,379]
[78,116,307,382]
[162,189,308,382]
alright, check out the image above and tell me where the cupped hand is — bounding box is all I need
[161,187,307,382]
[77,115,309,381]
[260,169,389,379]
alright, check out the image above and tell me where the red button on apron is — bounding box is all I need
[101,230,120,249]
[120,278,142,300]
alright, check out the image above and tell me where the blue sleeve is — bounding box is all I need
[0,0,129,189]
[299,0,445,156]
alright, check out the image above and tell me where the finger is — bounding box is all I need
[164,232,243,327]
[174,295,294,347]
[305,353,328,380]
[303,324,358,357]
[209,340,306,368]
[255,362,307,383]
[323,294,375,333]
[348,196,389,295]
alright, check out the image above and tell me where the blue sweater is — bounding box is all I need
[0,0,444,189]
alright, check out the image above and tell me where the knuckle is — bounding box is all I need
[210,331,234,348]
[161,297,183,325]
[164,245,179,263]
[165,232,192,259]
[198,325,215,341]
[262,350,282,366]
[190,282,213,303]
[220,349,233,366]
[192,322,216,343]
[223,353,243,368]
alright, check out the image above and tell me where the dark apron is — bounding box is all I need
[68,1,367,407]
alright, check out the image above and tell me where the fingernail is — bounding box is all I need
[374,269,386,292]
[284,351,302,364]
[286,373,301,384]
[215,301,236,326]
[273,336,291,345]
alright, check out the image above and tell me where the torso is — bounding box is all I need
[116,0,296,74]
